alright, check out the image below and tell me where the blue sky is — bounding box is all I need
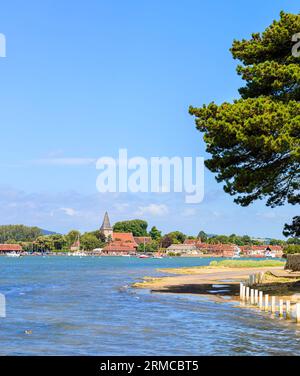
[0,1,298,238]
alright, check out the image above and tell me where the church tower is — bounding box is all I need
[100,211,113,240]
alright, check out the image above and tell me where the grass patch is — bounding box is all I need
[209,260,285,268]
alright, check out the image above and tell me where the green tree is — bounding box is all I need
[189,12,300,235]
[49,234,67,250]
[149,226,162,240]
[137,240,159,253]
[88,230,106,242]
[35,236,54,252]
[197,230,208,242]
[161,235,173,248]
[113,220,148,236]
[166,231,186,244]
[283,216,300,237]
[284,244,300,254]
[65,230,81,247]
[80,233,102,251]
[287,237,300,245]
[0,225,42,243]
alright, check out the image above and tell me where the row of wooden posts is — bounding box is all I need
[240,273,300,323]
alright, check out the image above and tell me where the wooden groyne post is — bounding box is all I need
[296,303,300,324]
[264,294,269,312]
[246,287,250,302]
[279,299,283,317]
[259,291,263,309]
[254,289,258,305]
[240,274,300,324]
[271,296,276,314]
[286,300,291,320]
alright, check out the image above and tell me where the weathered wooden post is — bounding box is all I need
[286,300,291,319]
[265,294,269,312]
[296,303,300,324]
[246,287,250,302]
[254,289,258,305]
[259,291,263,309]
[271,296,276,313]
[259,272,264,284]
[240,283,243,299]
[242,285,246,301]
[250,289,254,305]
[279,299,283,317]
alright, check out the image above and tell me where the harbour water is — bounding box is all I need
[0,256,300,355]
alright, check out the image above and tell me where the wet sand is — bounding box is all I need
[133,266,300,303]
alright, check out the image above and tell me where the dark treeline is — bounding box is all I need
[0,225,42,243]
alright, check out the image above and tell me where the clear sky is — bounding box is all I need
[0,1,298,238]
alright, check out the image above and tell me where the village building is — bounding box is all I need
[0,244,23,253]
[101,232,138,254]
[100,212,138,254]
[196,243,237,257]
[240,245,283,258]
[166,244,202,256]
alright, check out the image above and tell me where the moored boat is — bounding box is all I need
[6,252,21,258]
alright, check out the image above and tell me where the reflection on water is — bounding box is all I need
[0,256,299,355]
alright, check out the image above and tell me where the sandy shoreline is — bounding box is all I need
[133,265,300,304]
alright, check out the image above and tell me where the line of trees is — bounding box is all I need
[1,221,299,253]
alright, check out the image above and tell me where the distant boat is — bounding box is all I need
[153,255,163,259]
[69,251,87,257]
[139,254,150,259]
[121,254,131,257]
[6,252,21,258]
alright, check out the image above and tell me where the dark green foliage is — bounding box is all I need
[0,225,42,243]
[284,216,300,237]
[137,240,159,253]
[113,220,148,236]
[284,244,300,254]
[149,226,162,240]
[165,231,186,244]
[189,12,300,232]
[197,231,208,242]
[80,233,103,251]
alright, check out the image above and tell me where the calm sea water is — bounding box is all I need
[0,256,299,355]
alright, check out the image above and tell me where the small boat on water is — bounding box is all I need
[139,254,150,259]
[6,252,21,258]
[69,251,87,257]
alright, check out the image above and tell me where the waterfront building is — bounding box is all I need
[0,244,23,253]
[166,244,202,255]
[102,232,138,254]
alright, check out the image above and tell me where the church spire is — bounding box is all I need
[100,211,113,240]
[101,211,112,230]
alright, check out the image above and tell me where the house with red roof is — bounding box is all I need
[102,232,138,254]
[0,244,23,253]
